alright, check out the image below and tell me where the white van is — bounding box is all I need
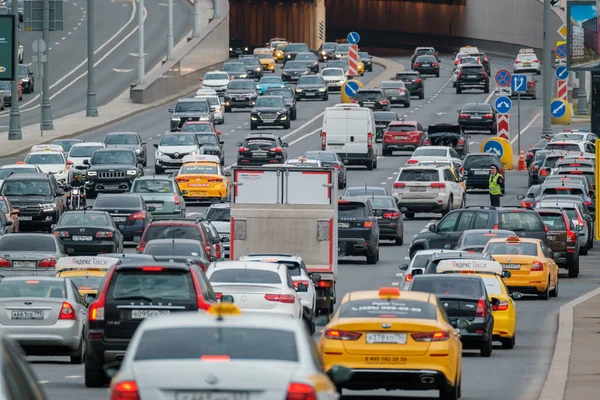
[321,104,378,170]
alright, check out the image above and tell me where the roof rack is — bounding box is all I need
[463,206,496,210]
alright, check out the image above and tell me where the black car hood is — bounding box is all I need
[297,84,324,90]
[253,107,286,113]
[226,89,256,95]
[88,164,136,171]
[172,111,210,117]
[7,196,53,205]
[427,124,461,136]
[283,68,307,73]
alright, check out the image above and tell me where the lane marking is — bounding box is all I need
[510,112,541,145]
[38,381,49,384]
[391,282,399,286]
[65,375,81,379]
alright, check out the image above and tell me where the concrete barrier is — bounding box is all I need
[130,0,229,104]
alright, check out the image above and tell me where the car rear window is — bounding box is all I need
[134,327,298,362]
[109,270,194,301]
[338,202,366,219]
[485,242,538,256]
[416,55,437,62]
[538,213,566,230]
[411,254,432,271]
[545,143,580,152]
[498,212,544,231]
[410,277,484,298]
[181,124,214,133]
[0,236,56,252]
[387,125,416,132]
[209,269,281,284]
[562,208,578,220]
[68,275,104,292]
[338,299,436,319]
[143,242,202,257]
[480,277,503,295]
[180,165,219,175]
[0,280,66,298]
[278,262,302,277]
[534,151,550,162]
[205,207,230,221]
[461,66,484,74]
[354,91,383,101]
[369,198,396,209]
[344,188,386,196]
[94,195,140,208]
[395,73,418,80]
[245,138,276,149]
[143,225,202,242]
[412,148,447,157]
[542,187,584,196]
[462,155,498,168]
[463,232,511,246]
[131,180,173,194]
[398,169,438,182]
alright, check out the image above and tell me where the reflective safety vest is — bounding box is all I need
[489,174,503,195]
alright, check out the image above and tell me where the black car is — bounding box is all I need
[103,132,147,166]
[354,195,403,245]
[358,51,373,72]
[392,71,424,99]
[0,173,65,232]
[52,211,124,255]
[333,43,350,60]
[264,87,297,120]
[224,79,258,111]
[236,133,288,165]
[409,274,496,357]
[460,152,503,189]
[0,81,15,107]
[456,64,489,94]
[84,148,142,198]
[295,52,320,73]
[284,43,310,62]
[295,75,328,101]
[91,193,154,242]
[337,199,380,264]
[411,46,437,68]
[413,55,440,77]
[282,60,311,82]
[229,38,249,57]
[238,55,263,80]
[319,42,337,62]
[426,123,470,156]
[222,62,248,80]
[458,103,496,134]
[195,132,225,165]
[17,64,34,93]
[143,238,211,267]
[379,80,411,108]
[250,95,290,130]
[302,150,347,188]
[454,229,516,253]
[84,261,217,387]
[373,111,399,142]
[526,138,550,166]
[169,98,213,131]
[408,206,548,257]
[353,89,390,111]
[471,52,491,75]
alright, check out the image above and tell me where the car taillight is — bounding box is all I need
[324,329,362,340]
[567,228,576,243]
[521,201,533,208]
[136,245,145,253]
[398,89,405,94]
[53,231,70,238]
[424,138,430,145]
[413,62,421,67]
[293,280,310,289]
[321,132,326,150]
[474,298,487,318]
[515,60,521,63]
[415,79,422,83]
[38,258,57,268]
[433,62,439,66]
[430,182,446,188]
[540,169,548,176]
[89,268,116,322]
[110,380,140,400]
[492,300,509,311]
[457,72,462,79]
[527,152,534,158]
[215,293,223,300]
[174,195,180,205]
[383,212,400,219]
[405,273,413,282]
[528,82,534,87]
[190,269,211,311]
[264,294,296,303]
[176,177,189,183]
[96,231,114,238]
[270,147,282,153]
[238,147,250,153]
[367,132,373,148]
[458,139,464,145]
[483,72,488,79]
[364,221,373,228]
[460,167,465,174]
[0,258,10,267]
[351,99,358,103]
[393,182,406,189]
[207,178,223,183]
[576,211,584,227]
[411,331,450,342]
[531,261,544,271]
[286,383,317,400]
[483,114,494,119]
[585,201,592,206]
[215,243,221,259]
[129,211,146,220]
[459,114,469,119]
[533,59,539,63]
[58,301,77,320]
[333,164,341,170]
[380,100,389,105]
[407,159,418,164]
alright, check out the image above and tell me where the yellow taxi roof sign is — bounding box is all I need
[378,287,400,299]
[55,256,119,273]
[506,236,520,242]
[437,259,503,276]
[207,303,241,316]
[182,154,221,165]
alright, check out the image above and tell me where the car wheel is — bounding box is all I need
[69,335,85,364]
[225,106,231,113]
[366,159,374,171]
[456,87,462,94]
[440,377,460,400]
[85,364,108,388]
[284,121,291,129]
[154,166,163,175]
[501,336,515,350]
[580,243,588,256]
[436,72,440,78]
[419,92,424,100]
[404,102,410,108]
[568,257,580,278]
[291,109,297,120]
[538,279,550,300]
[142,158,147,167]
[484,86,490,94]
[395,236,403,246]
[405,212,415,219]
[366,250,378,265]
[550,278,559,297]
[480,335,493,357]
[442,196,453,216]
[323,94,329,101]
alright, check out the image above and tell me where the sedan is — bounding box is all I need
[295,75,328,101]
[513,52,541,74]
[412,54,440,77]
[353,195,404,245]
[303,150,348,188]
[0,276,87,363]
[130,176,186,219]
[0,233,65,276]
[352,89,390,111]
[264,87,297,120]
[320,67,347,91]
[379,80,410,108]
[343,186,389,196]
[250,95,290,130]
[295,52,320,73]
[52,211,124,255]
[103,132,147,167]
[91,193,154,243]
[281,60,311,82]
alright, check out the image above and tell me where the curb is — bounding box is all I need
[538,287,600,400]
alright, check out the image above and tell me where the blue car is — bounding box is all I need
[256,76,287,95]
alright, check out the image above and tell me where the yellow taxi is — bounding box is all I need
[484,236,559,300]
[253,47,276,72]
[436,259,518,349]
[318,287,462,398]
[175,155,231,201]
[273,42,288,63]
[55,256,119,300]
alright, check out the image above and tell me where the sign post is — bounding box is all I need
[32,39,47,136]
[511,74,527,153]
[494,96,512,140]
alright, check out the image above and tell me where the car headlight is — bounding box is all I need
[280,116,287,121]
[156,151,163,156]
[229,48,233,51]
[318,88,326,92]
[256,85,262,89]
[87,171,97,177]
[251,116,258,120]
[244,47,248,51]
[321,51,326,55]
[171,116,180,121]
[255,67,261,72]
[22,78,28,82]
[126,170,137,176]
[296,88,303,92]
[240,74,247,78]
[40,203,56,210]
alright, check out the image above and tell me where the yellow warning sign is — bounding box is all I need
[558,25,567,40]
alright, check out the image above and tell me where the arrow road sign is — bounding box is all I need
[344,80,360,98]
[495,69,511,87]
[347,32,360,45]
[551,99,567,118]
[494,96,512,114]
[556,44,567,58]
[555,65,568,80]
[483,140,504,158]
[511,74,527,93]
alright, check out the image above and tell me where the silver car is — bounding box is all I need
[0,276,87,363]
[204,204,231,258]
[0,234,65,276]
[107,308,339,400]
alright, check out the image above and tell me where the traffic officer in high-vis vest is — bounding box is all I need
[489,164,504,207]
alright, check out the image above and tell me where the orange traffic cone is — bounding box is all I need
[518,149,526,171]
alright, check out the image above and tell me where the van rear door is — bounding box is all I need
[345,108,370,157]
[324,108,349,156]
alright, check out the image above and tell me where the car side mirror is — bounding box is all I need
[216,130,222,135]
[428,223,437,233]
[510,291,523,300]
[211,237,221,245]
[398,264,409,271]
[575,225,584,231]
[168,108,173,113]
[457,109,461,113]
[221,295,234,303]
[578,232,585,236]
[83,159,89,165]
[224,171,231,177]
[147,206,156,212]
[282,142,289,148]
[311,273,322,284]
[516,194,525,200]
[490,297,500,306]
[56,190,64,196]
[456,319,470,329]
[153,144,159,149]
[219,140,225,145]
[326,366,353,385]
[236,142,243,147]
[296,283,308,293]
[181,190,188,195]
[501,271,512,279]
[221,236,230,243]
[11,209,19,215]
[465,135,471,139]
[443,244,452,249]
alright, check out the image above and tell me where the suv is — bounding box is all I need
[236,133,288,165]
[382,120,426,155]
[412,55,440,77]
[353,89,390,111]
[337,199,380,264]
[238,55,263,80]
[224,79,258,111]
[84,261,217,387]
[408,206,548,258]
[284,42,310,62]
[84,148,142,198]
[536,208,580,277]
[458,103,496,134]
[250,95,291,130]
[136,218,213,257]
[169,98,213,131]
[392,71,424,99]
[460,153,503,190]
[153,132,200,174]
[0,173,65,232]
[103,132,147,167]
[265,87,297,120]
[456,64,489,94]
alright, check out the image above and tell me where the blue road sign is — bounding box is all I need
[511,74,527,93]
[494,96,512,114]
[495,69,511,87]
[483,139,504,158]
[347,32,360,45]
[344,80,360,98]
[551,99,567,118]
[555,65,568,80]
[556,44,567,58]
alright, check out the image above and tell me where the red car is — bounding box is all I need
[381,120,426,156]
[180,120,221,135]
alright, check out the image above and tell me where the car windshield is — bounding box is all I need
[228,81,255,90]
[25,154,64,164]
[144,242,202,256]
[70,146,103,157]
[223,63,245,72]
[304,152,336,162]
[266,89,292,99]
[256,97,285,108]
[205,207,230,221]
[498,212,544,231]
[338,299,436,319]
[160,134,197,146]
[369,198,396,209]
[0,167,38,179]
[144,225,202,241]
[380,81,405,89]
[462,232,512,246]
[134,327,297,362]
[1,180,51,196]
[485,242,538,256]
[59,213,110,226]
[132,180,173,193]
[398,169,438,181]
[110,270,194,301]
[284,61,307,70]
[259,77,283,84]
[321,68,343,76]
[416,55,437,62]
[462,104,491,112]
[195,134,218,145]
[338,203,366,219]
[387,125,416,132]
[298,76,323,85]
[354,91,383,101]
[373,112,397,122]
[18,65,28,75]
[534,151,550,162]
[94,195,140,208]
[200,96,220,106]
[461,66,483,74]
[539,213,566,230]
[210,269,281,284]
[287,44,309,52]
[480,277,503,295]
[328,61,348,69]
[181,124,213,133]
[396,73,418,80]
[180,165,219,175]
[105,134,139,145]
[463,155,498,168]
[91,151,135,165]
[411,277,483,298]
[0,280,66,298]
[413,148,447,157]
[240,58,259,66]
[205,73,228,81]
[175,101,208,113]
[0,82,10,90]
[545,143,580,152]
[345,188,386,196]
[0,236,56,252]
[296,53,317,60]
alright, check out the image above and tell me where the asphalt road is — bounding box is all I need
[0,0,193,132]
[1,54,598,400]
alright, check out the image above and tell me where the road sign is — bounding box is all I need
[511,74,527,93]
[551,99,567,118]
[0,15,15,81]
[344,80,360,98]
[347,32,360,45]
[494,96,512,114]
[483,139,505,158]
[557,80,568,102]
[558,24,567,40]
[32,39,46,53]
[23,0,64,32]
[348,45,359,77]
[495,69,511,87]
[494,87,511,96]
[555,65,568,80]
[556,44,567,59]
[497,114,510,140]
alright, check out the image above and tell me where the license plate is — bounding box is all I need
[471,116,482,119]
[306,93,315,96]
[191,192,207,197]
[18,216,32,221]
[131,310,171,319]
[474,170,488,175]
[364,356,407,364]
[395,136,407,140]
[113,217,126,222]
[366,333,407,344]
[524,63,531,66]
[502,264,521,270]
[13,261,36,268]
[338,222,349,228]
[104,184,120,190]
[72,235,93,241]
[262,119,275,123]
[391,97,398,100]
[422,64,431,66]
[467,75,477,78]
[11,310,43,320]
[410,187,426,192]
[177,392,249,400]
[253,152,267,157]
[364,102,374,106]
[147,203,163,209]
[328,145,344,150]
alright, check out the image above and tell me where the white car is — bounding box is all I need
[545,140,595,154]
[154,132,200,174]
[206,261,303,319]
[194,93,225,124]
[406,146,462,166]
[398,249,460,289]
[0,164,43,188]
[23,150,70,186]
[513,52,541,74]
[200,70,230,94]
[67,142,105,170]
[320,67,347,90]
[393,165,466,218]
[284,158,322,167]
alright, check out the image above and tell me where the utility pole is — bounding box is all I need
[167,0,174,60]
[137,0,145,84]
[8,1,21,140]
[577,72,589,115]
[41,0,53,129]
[542,0,553,135]
[193,0,200,37]
[86,0,98,116]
